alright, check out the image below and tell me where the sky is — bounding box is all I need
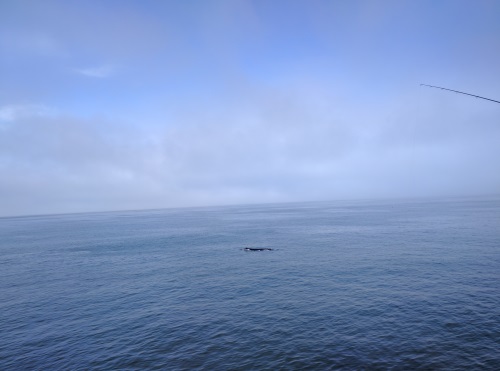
[1,0,500,217]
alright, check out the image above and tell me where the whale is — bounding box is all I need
[243,247,273,251]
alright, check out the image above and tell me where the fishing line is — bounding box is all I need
[420,84,500,104]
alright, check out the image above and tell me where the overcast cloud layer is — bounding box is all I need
[1,0,499,216]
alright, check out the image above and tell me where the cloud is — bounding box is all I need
[0,30,65,57]
[0,104,55,122]
[0,82,499,217]
[0,105,162,216]
[73,65,115,78]
[1,0,499,216]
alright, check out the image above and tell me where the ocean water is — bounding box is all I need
[1,198,499,370]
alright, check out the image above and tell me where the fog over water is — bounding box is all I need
[1,0,499,216]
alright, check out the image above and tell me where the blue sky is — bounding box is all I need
[1,0,500,216]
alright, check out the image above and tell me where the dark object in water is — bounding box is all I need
[421,84,500,104]
[243,247,273,251]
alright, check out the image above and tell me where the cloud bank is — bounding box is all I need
[1,0,499,216]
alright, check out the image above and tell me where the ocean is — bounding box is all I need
[1,197,499,370]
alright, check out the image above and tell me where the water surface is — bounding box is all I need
[1,198,499,369]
